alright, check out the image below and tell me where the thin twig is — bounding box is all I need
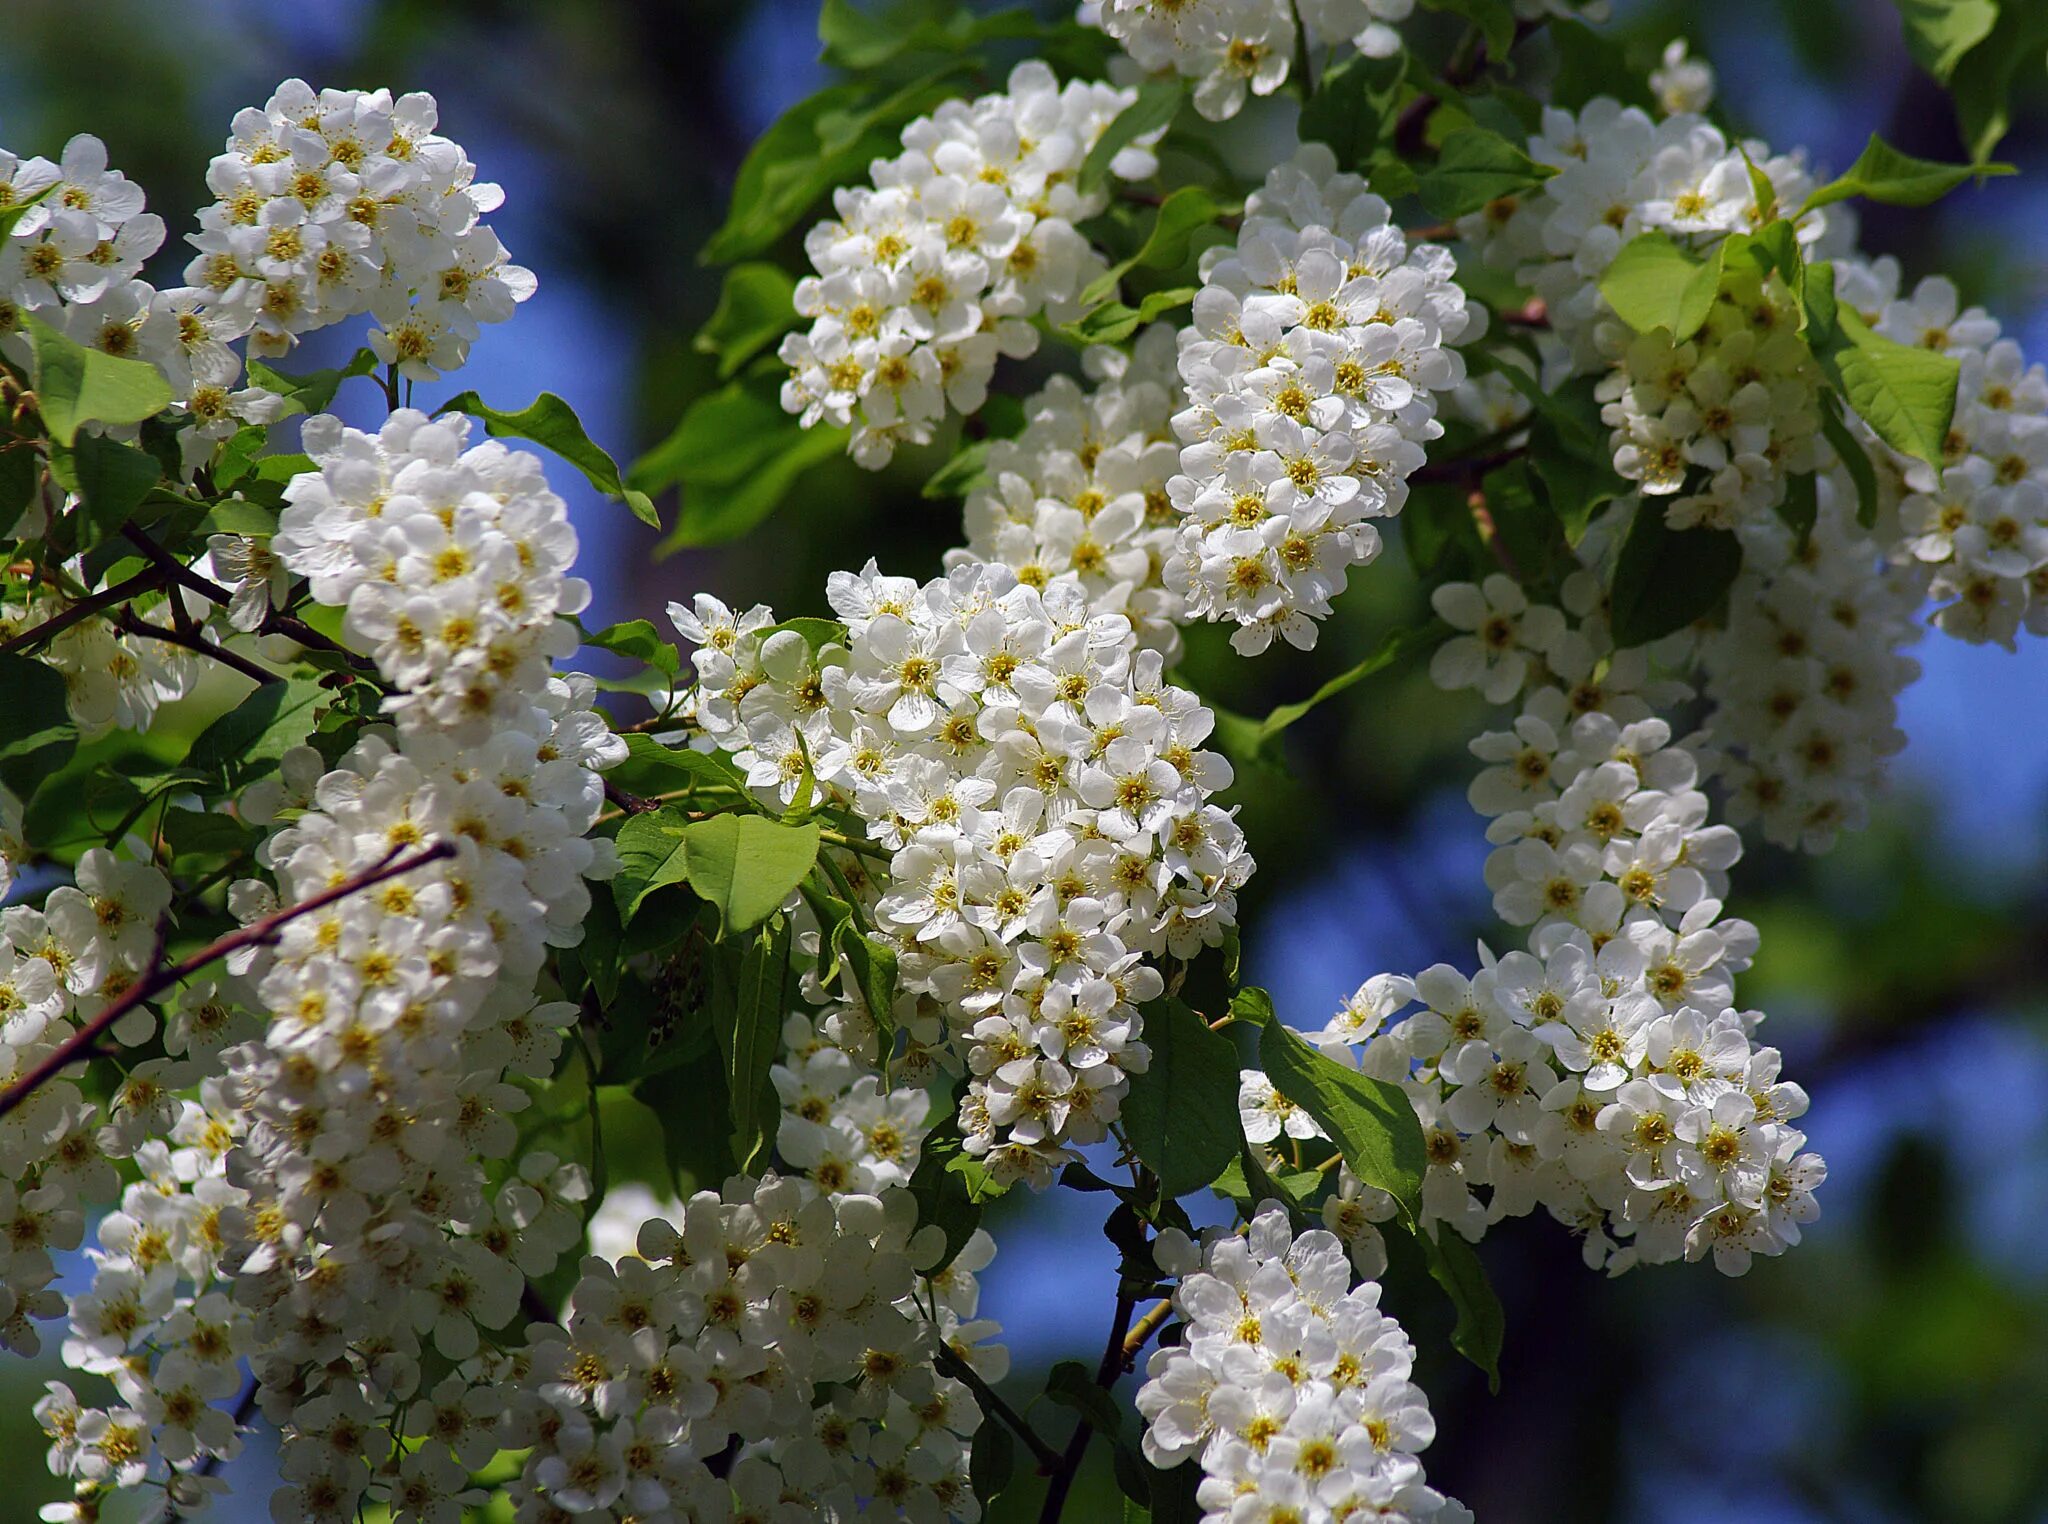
[0,841,454,1122]
[115,608,280,687]
[0,564,165,654]
[122,518,375,670]
[933,1343,1063,1472]
[1121,1299,1174,1364]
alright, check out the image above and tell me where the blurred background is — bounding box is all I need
[3,0,2046,1519]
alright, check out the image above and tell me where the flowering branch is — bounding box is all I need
[0,841,455,1122]
[0,563,166,655]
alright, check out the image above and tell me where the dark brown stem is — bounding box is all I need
[114,608,280,687]
[0,565,166,654]
[0,841,455,1121]
[933,1343,1063,1472]
[1413,443,1528,484]
[604,781,660,816]
[1038,1288,1140,1523]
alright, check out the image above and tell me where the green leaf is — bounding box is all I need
[1298,51,1409,165]
[437,391,659,529]
[1892,0,2000,80]
[0,653,77,798]
[818,0,953,65]
[1948,2,2048,159]
[1420,1230,1505,1391]
[1819,398,1880,529]
[1060,286,1198,346]
[1080,76,1182,192]
[1420,0,1517,56]
[1802,265,1960,472]
[632,376,847,549]
[1802,132,2012,212]
[907,1125,984,1275]
[1777,467,1818,546]
[606,733,744,799]
[694,263,800,380]
[721,916,791,1170]
[613,807,821,933]
[702,68,972,264]
[244,350,378,417]
[759,616,850,654]
[187,677,327,792]
[970,1415,1015,1504]
[833,917,899,1022]
[584,619,682,676]
[26,315,174,445]
[1079,187,1224,309]
[635,1042,738,1191]
[922,439,993,499]
[1122,997,1244,1200]
[1259,1011,1425,1225]
[50,433,161,537]
[0,436,37,528]
[1414,127,1555,220]
[1045,1360,1125,1439]
[1597,231,1719,341]
[1606,503,1743,647]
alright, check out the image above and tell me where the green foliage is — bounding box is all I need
[612,807,822,935]
[1803,262,1961,471]
[1606,504,1743,647]
[694,263,801,380]
[437,390,660,529]
[48,433,160,539]
[1802,132,2012,211]
[717,915,792,1169]
[1892,0,2000,80]
[1122,997,1244,1199]
[1078,188,1227,311]
[187,677,328,793]
[1893,0,2048,158]
[1820,398,1881,529]
[1598,231,1721,342]
[1420,1231,1505,1390]
[1415,127,1555,219]
[26,314,173,445]
[1298,51,1410,164]
[245,349,378,417]
[1258,1006,1426,1225]
[629,373,844,550]
[1061,286,1199,345]
[0,653,77,799]
[583,619,682,676]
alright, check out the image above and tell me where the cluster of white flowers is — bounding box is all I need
[0,135,164,369]
[184,79,534,376]
[948,322,1189,659]
[780,62,1160,469]
[1698,485,1925,852]
[274,408,591,733]
[31,421,623,1519]
[1136,1204,1472,1524]
[1082,0,1410,122]
[1169,147,1474,653]
[508,1175,1003,1523]
[1857,260,2048,646]
[675,558,1252,1188]
[0,849,171,1366]
[1461,95,1837,532]
[1270,565,1828,1274]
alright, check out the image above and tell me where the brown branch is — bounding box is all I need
[0,564,166,654]
[114,608,279,687]
[0,841,455,1122]
[1413,443,1528,484]
[934,1343,1063,1472]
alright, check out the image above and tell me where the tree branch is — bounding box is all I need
[1121,1299,1174,1364]
[0,564,165,655]
[933,1343,1062,1472]
[1038,1287,1140,1523]
[0,841,455,1122]
[114,608,280,687]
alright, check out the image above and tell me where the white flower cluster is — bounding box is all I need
[184,79,534,375]
[0,135,164,370]
[1699,485,1924,852]
[1082,0,1412,122]
[1859,262,2048,646]
[948,322,1189,659]
[780,62,1160,469]
[509,1175,1003,1523]
[275,408,591,734]
[32,433,622,1521]
[1461,98,1834,532]
[0,849,171,1363]
[1285,567,1828,1275]
[1136,1204,1471,1524]
[675,559,1252,1188]
[1169,147,1474,654]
